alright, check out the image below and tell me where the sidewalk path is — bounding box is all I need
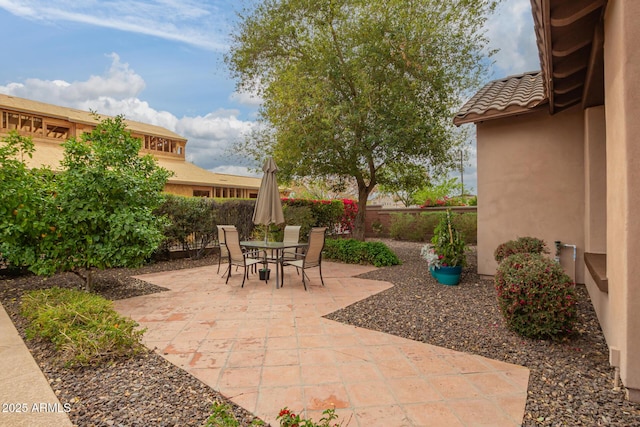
[0,303,74,427]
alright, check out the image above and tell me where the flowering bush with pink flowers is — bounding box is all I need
[494,236,549,263]
[277,407,343,427]
[494,252,577,339]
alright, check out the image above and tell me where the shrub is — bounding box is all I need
[20,287,146,367]
[281,198,350,235]
[452,212,477,245]
[494,236,549,263]
[494,253,577,339]
[389,213,440,241]
[281,204,315,242]
[323,239,400,267]
[216,199,259,239]
[155,194,218,259]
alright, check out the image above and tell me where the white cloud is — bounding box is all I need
[210,164,259,177]
[486,0,539,78]
[0,53,257,175]
[0,0,232,51]
[0,53,145,103]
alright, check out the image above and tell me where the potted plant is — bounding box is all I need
[259,267,271,281]
[422,209,467,285]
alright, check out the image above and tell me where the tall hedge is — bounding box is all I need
[154,195,256,259]
[389,212,477,244]
[155,196,350,258]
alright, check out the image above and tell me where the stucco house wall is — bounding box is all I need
[458,0,640,405]
[476,106,586,284]
[602,0,640,400]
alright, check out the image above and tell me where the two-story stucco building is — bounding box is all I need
[0,93,261,198]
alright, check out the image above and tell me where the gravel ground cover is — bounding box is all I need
[1,239,640,426]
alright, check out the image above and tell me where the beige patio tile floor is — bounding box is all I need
[114,261,529,427]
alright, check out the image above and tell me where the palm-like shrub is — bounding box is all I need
[494,252,577,339]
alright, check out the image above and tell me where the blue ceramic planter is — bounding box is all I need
[432,266,462,286]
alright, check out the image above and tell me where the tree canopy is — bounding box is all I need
[227,0,497,239]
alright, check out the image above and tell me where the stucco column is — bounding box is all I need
[604,0,640,402]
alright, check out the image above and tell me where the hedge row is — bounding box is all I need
[154,195,349,259]
[388,212,477,244]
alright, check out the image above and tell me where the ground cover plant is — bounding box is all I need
[205,401,265,426]
[20,287,146,367]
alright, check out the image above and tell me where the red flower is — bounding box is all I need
[279,409,290,417]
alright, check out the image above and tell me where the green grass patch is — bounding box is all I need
[20,287,146,367]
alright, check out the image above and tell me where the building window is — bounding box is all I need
[2,111,19,130]
[193,190,210,197]
[33,117,43,135]
[46,124,69,139]
[144,135,184,157]
[1,110,60,139]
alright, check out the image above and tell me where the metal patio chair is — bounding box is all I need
[282,227,327,290]
[222,227,264,287]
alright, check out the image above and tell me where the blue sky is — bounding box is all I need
[0,0,540,194]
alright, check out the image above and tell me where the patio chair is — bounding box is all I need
[216,225,235,274]
[282,227,327,290]
[222,227,264,287]
[282,225,301,261]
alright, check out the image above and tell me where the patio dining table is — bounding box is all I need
[240,241,307,288]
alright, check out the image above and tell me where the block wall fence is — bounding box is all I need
[363,205,477,239]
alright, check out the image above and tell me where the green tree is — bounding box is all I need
[33,115,172,290]
[413,177,464,206]
[377,162,430,207]
[227,0,497,240]
[0,131,54,269]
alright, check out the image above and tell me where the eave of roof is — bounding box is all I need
[19,138,260,190]
[155,158,262,189]
[0,93,186,141]
[531,0,607,113]
[453,71,548,126]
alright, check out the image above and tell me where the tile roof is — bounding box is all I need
[155,157,262,189]
[453,71,548,125]
[23,141,261,190]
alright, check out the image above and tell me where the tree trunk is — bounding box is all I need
[352,186,371,241]
[85,269,93,292]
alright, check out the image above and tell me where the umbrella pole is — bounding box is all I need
[264,224,268,244]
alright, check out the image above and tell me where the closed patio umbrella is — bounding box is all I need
[252,157,285,242]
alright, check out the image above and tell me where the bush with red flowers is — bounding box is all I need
[277,407,343,427]
[494,236,549,263]
[494,252,577,339]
